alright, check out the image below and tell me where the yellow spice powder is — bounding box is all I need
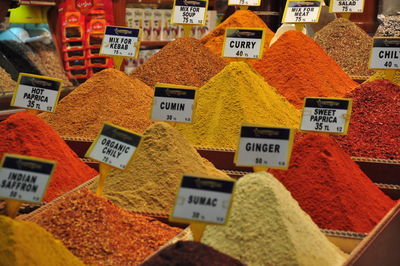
[0,215,83,266]
[175,61,300,149]
[96,122,231,215]
[365,70,400,86]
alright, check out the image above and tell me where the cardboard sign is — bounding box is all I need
[151,84,196,123]
[86,123,142,170]
[282,0,322,24]
[235,125,295,169]
[329,0,365,13]
[170,175,235,225]
[171,0,208,26]
[369,37,400,70]
[222,28,266,59]
[300,97,352,134]
[11,73,62,113]
[0,154,56,204]
[100,26,141,58]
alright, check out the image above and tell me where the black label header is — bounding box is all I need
[3,156,54,175]
[181,176,234,193]
[101,124,141,147]
[154,86,196,99]
[240,126,291,140]
[304,98,349,110]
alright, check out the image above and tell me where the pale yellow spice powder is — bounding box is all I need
[0,215,83,266]
[97,122,231,215]
[175,61,300,149]
[201,172,347,266]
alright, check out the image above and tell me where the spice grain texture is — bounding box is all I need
[253,30,358,108]
[175,61,300,149]
[314,18,375,77]
[131,37,227,87]
[39,68,153,139]
[334,80,400,160]
[200,9,274,64]
[97,122,230,214]
[25,188,181,265]
[142,241,245,266]
[201,172,347,266]
[0,215,83,265]
[270,133,395,232]
[0,112,98,202]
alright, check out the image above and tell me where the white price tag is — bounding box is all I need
[11,73,62,113]
[282,0,322,24]
[171,0,208,25]
[369,37,400,70]
[300,98,352,134]
[235,126,294,169]
[170,175,235,225]
[228,0,261,7]
[329,0,364,13]
[0,154,56,204]
[86,123,142,170]
[100,26,140,58]
[151,84,196,123]
[223,28,265,59]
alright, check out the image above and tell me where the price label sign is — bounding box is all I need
[11,73,62,113]
[0,154,56,204]
[329,0,365,13]
[222,28,266,59]
[369,37,400,70]
[86,123,142,170]
[282,0,322,24]
[228,0,261,7]
[234,125,295,169]
[171,0,208,25]
[300,97,352,134]
[100,26,141,58]
[151,83,196,123]
[170,175,235,225]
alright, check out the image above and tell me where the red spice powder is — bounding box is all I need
[27,189,182,265]
[270,133,395,233]
[0,112,98,202]
[334,80,400,160]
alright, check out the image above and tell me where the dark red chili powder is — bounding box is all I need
[141,241,245,266]
[0,112,98,202]
[270,133,395,233]
[335,80,400,160]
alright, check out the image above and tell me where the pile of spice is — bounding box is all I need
[201,172,347,265]
[142,241,245,266]
[252,30,358,108]
[131,37,227,87]
[271,133,395,233]
[366,71,400,86]
[334,80,400,160]
[0,67,16,94]
[39,68,153,139]
[98,122,230,214]
[27,42,72,86]
[175,61,300,149]
[375,15,400,37]
[200,9,274,62]
[0,112,98,202]
[0,215,83,265]
[26,188,181,265]
[314,18,375,77]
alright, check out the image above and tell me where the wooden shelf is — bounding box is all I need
[140,40,170,47]
[19,0,56,6]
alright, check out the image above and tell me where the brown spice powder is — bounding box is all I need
[314,18,375,77]
[24,189,181,265]
[39,68,154,139]
[131,37,227,87]
[0,67,16,94]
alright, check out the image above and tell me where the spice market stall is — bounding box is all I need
[1,0,400,265]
